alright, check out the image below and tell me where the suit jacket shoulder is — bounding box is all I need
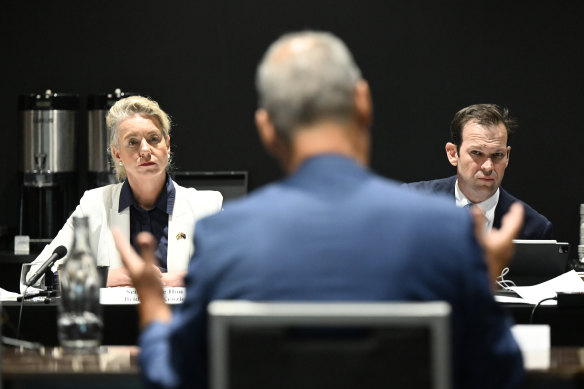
[495,187,554,239]
[406,176,553,240]
[29,183,124,275]
[403,175,457,197]
[167,182,223,271]
[174,183,223,218]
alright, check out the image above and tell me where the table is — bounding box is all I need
[2,301,140,346]
[504,303,584,347]
[2,346,142,389]
[3,345,584,388]
[525,348,584,388]
[4,299,584,347]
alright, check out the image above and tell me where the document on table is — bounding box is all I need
[0,287,21,301]
[495,270,584,305]
[1,285,49,301]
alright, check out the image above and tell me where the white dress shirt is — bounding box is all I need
[454,179,499,233]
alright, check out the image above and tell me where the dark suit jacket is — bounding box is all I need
[404,175,553,240]
[139,156,524,389]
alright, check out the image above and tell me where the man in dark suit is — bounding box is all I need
[405,104,553,239]
[113,32,525,389]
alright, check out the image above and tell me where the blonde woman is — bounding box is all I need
[28,96,222,287]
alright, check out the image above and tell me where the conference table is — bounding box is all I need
[3,300,584,388]
[4,255,584,387]
[2,346,141,389]
[2,300,141,346]
[3,345,584,388]
[5,298,584,348]
[504,302,584,347]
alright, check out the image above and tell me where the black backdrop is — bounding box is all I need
[1,1,583,252]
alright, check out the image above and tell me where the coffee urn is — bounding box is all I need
[19,89,79,241]
[87,88,136,188]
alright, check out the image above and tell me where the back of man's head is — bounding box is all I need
[256,31,362,139]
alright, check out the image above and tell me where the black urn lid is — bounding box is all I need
[18,89,79,110]
[87,89,138,110]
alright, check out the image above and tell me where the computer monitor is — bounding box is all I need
[505,240,571,286]
[208,301,451,389]
[171,171,248,201]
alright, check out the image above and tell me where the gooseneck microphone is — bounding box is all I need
[25,245,68,287]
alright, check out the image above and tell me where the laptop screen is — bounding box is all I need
[505,240,570,286]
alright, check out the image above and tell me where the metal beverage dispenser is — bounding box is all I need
[87,89,136,188]
[19,90,79,241]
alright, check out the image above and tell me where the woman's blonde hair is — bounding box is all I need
[106,96,172,181]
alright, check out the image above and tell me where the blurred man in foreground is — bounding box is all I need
[114,31,525,389]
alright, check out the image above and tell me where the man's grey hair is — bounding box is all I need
[256,31,362,139]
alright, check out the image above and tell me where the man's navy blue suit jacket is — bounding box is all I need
[404,175,553,240]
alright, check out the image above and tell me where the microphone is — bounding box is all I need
[25,245,68,287]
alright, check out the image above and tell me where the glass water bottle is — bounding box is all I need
[57,216,103,351]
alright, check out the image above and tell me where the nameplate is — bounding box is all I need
[99,287,186,305]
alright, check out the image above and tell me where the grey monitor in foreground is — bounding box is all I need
[208,301,451,389]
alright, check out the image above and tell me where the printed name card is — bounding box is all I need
[100,287,186,305]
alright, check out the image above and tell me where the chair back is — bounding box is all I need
[208,300,451,389]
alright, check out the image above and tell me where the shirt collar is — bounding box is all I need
[118,173,176,214]
[454,179,499,212]
[454,179,499,232]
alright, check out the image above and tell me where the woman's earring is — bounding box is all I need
[119,162,123,166]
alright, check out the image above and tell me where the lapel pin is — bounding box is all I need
[176,232,187,240]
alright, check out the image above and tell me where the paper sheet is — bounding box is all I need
[0,287,22,301]
[507,270,584,305]
[494,295,531,304]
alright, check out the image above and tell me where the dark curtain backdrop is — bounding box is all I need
[1,1,583,251]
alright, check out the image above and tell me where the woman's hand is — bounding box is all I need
[106,266,133,287]
[160,271,187,287]
[112,228,171,328]
[107,265,162,287]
